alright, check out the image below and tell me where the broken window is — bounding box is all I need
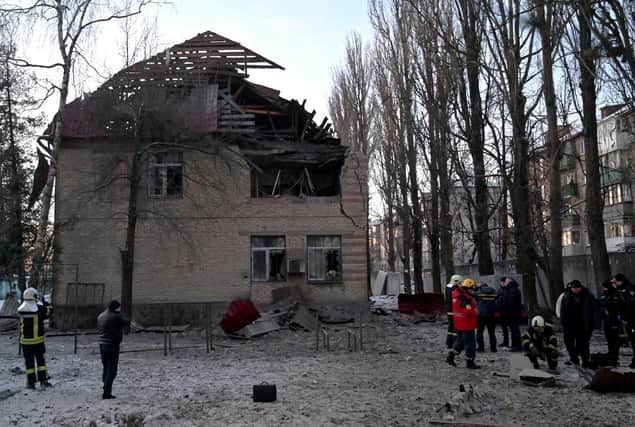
[148,151,183,198]
[251,165,340,198]
[251,236,286,282]
[307,235,342,282]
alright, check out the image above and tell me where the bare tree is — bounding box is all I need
[329,32,373,293]
[1,0,157,290]
[577,0,612,285]
[531,0,568,304]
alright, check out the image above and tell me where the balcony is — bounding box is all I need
[601,167,628,187]
[562,182,578,199]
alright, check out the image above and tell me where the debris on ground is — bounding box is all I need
[0,293,18,332]
[438,384,492,420]
[369,295,398,312]
[398,293,445,314]
[220,299,260,333]
[586,367,635,393]
[518,368,557,387]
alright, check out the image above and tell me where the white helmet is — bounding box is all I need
[23,287,38,301]
[531,315,545,328]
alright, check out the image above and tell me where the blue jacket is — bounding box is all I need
[476,284,498,318]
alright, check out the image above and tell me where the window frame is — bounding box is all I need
[147,151,184,199]
[250,236,287,282]
[306,235,343,283]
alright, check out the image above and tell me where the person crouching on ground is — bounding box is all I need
[522,315,558,370]
[18,287,53,389]
[560,280,596,368]
[97,300,131,399]
[446,278,480,369]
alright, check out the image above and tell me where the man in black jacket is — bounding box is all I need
[97,300,131,399]
[600,280,621,365]
[560,280,596,367]
[475,282,498,352]
[497,277,523,351]
[613,273,635,368]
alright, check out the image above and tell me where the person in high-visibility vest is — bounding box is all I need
[18,287,53,389]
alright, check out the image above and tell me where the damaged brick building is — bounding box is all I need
[52,31,368,322]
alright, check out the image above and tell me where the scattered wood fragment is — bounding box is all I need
[429,420,519,427]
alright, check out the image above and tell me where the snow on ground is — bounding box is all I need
[1,311,634,427]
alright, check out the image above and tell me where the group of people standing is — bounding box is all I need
[445,275,525,368]
[17,288,130,399]
[444,272,635,371]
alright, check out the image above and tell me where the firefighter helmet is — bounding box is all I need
[531,315,545,328]
[462,278,476,289]
[450,274,464,285]
[23,287,38,301]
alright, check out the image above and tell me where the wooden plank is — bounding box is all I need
[218,120,256,128]
[219,113,255,119]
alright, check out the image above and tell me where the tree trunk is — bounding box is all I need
[536,0,564,305]
[31,64,70,289]
[5,66,26,291]
[121,145,140,317]
[578,0,612,285]
[461,0,494,276]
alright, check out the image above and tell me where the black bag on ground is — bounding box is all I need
[253,383,277,402]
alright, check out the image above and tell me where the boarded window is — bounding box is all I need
[148,152,183,198]
[307,235,342,282]
[251,236,286,282]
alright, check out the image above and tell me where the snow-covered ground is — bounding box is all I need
[1,312,634,426]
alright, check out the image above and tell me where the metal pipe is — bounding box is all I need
[73,284,78,355]
[205,304,209,353]
[168,304,173,352]
[315,312,320,351]
[359,309,363,351]
[163,305,167,357]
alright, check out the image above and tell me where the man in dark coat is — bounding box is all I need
[475,282,498,352]
[560,280,596,367]
[613,273,635,368]
[599,280,621,365]
[97,300,131,399]
[497,276,523,351]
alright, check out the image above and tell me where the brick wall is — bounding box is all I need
[54,140,368,309]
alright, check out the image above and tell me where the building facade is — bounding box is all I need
[52,32,368,322]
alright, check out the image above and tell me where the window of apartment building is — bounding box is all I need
[307,235,342,282]
[606,222,624,239]
[251,236,286,282]
[148,152,183,198]
[604,183,632,206]
[562,230,581,247]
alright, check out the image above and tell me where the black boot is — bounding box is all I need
[466,359,481,369]
[446,352,457,367]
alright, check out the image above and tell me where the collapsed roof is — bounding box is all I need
[58,31,346,168]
